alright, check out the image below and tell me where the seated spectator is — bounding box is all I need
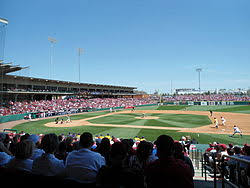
[145,135,194,188]
[32,133,65,176]
[97,142,144,188]
[65,132,106,183]
[6,140,33,172]
[9,134,20,156]
[216,144,228,161]
[55,141,68,163]
[227,146,242,183]
[240,145,250,169]
[0,133,12,156]
[121,139,136,166]
[228,146,242,166]
[129,141,158,171]
[173,142,194,177]
[26,134,44,160]
[65,136,74,152]
[96,137,111,166]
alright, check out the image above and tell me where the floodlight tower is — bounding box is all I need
[48,37,57,79]
[0,18,8,60]
[0,18,8,106]
[78,48,83,84]
[196,68,202,94]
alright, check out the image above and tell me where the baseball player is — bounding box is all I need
[66,115,71,123]
[221,116,226,126]
[214,117,219,129]
[209,110,213,117]
[231,125,243,137]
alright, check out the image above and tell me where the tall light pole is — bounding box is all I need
[78,48,83,84]
[48,37,57,79]
[196,68,202,95]
[0,18,8,106]
[0,18,8,61]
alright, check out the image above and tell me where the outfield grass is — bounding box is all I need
[88,113,211,128]
[156,104,250,114]
[185,105,250,114]
[213,105,250,114]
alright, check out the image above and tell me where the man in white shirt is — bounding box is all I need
[221,117,226,126]
[231,125,242,137]
[65,132,106,183]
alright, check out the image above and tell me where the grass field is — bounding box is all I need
[12,105,250,145]
[88,113,211,128]
[157,104,250,114]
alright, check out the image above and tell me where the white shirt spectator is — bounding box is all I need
[65,148,106,183]
[32,153,65,176]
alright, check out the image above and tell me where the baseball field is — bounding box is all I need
[7,105,250,145]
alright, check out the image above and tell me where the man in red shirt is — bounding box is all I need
[145,135,194,188]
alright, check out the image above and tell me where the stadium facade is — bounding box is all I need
[0,62,138,103]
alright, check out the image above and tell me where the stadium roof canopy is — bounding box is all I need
[6,74,137,89]
[0,61,28,74]
[1,61,136,90]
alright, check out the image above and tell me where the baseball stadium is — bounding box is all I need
[1,1,250,187]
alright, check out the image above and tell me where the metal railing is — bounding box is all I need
[189,149,203,170]
[201,153,218,187]
[201,153,250,188]
[221,155,250,188]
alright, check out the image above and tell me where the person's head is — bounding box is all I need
[110,142,127,166]
[243,146,250,156]
[58,141,67,153]
[58,135,64,142]
[155,135,174,158]
[98,137,111,152]
[20,133,30,142]
[219,144,227,151]
[41,133,59,154]
[173,142,184,159]
[15,140,34,159]
[79,132,94,148]
[136,141,153,160]
[65,136,74,145]
[27,134,40,145]
[233,146,241,154]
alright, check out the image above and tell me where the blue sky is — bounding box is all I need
[1,0,250,93]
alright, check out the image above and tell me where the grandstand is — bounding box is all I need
[0,62,138,103]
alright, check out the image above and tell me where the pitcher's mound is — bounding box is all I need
[135,116,159,120]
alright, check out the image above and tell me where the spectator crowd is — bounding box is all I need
[0,98,157,116]
[163,94,250,102]
[1,94,250,117]
[0,131,195,187]
[204,141,250,187]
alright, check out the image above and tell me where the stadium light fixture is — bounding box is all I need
[0,18,8,25]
